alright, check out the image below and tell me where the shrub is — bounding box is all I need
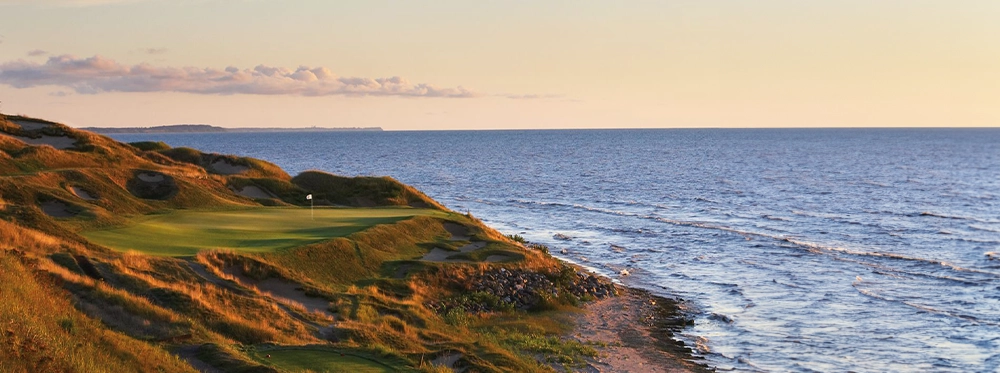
[506,234,527,243]
[528,243,550,254]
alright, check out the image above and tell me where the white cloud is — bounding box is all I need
[0,54,479,98]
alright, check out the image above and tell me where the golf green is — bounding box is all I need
[82,207,445,256]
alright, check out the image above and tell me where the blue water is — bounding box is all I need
[112,129,1000,372]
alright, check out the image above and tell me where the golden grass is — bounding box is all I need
[0,219,79,254]
[0,252,197,373]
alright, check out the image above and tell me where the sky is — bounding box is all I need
[0,0,997,130]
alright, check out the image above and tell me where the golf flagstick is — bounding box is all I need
[306,194,313,219]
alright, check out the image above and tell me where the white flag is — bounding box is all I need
[306,194,312,200]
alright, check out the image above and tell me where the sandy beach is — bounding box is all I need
[569,287,712,373]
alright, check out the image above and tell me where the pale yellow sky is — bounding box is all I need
[0,1,997,129]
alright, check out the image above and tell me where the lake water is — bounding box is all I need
[111,129,1000,372]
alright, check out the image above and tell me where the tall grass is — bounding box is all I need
[0,252,197,373]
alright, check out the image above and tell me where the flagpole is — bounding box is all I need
[307,194,314,220]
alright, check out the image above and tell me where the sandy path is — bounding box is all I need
[569,288,711,373]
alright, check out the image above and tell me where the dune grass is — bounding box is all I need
[0,252,196,373]
[82,207,448,256]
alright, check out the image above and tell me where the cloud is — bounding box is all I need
[0,54,479,98]
[27,49,48,57]
[138,48,167,55]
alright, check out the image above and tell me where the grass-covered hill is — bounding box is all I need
[0,114,629,373]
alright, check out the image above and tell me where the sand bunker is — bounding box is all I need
[256,278,335,318]
[443,222,471,241]
[137,172,165,182]
[222,266,334,318]
[129,171,177,200]
[12,120,52,131]
[235,185,273,199]
[0,132,76,150]
[41,200,75,217]
[421,248,472,263]
[210,159,249,175]
[458,241,487,253]
[70,186,99,201]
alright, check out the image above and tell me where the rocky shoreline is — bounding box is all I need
[424,263,712,372]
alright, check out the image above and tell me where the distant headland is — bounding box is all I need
[79,124,382,134]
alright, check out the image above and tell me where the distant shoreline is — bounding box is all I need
[79,124,382,134]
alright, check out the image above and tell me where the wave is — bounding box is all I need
[785,237,1000,278]
[853,285,995,326]
[502,198,1000,281]
[919,211,1000,224]
[970,225,1000,234]
[920,211,967,220]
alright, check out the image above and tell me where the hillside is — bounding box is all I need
[82,124,383,134]
[0,114,710,373]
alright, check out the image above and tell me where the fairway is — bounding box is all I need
[82,207,446,256]
[251,348,400,373]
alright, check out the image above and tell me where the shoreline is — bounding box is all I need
[567,285,712,373]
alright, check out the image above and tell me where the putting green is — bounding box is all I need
[82,207,446,256]
[251,347,401,373]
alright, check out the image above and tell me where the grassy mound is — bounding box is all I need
[158,147,290,179]
[292,171,445,209]
[129,141,172,152]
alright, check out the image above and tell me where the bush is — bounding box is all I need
[528,243,550,254]
[505,234,526,244]
[443,308,470,327]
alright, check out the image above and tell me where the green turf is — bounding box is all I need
[251,347,401,373]
[82,207,446,256]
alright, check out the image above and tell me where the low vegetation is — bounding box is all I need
[0,113,619,372]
